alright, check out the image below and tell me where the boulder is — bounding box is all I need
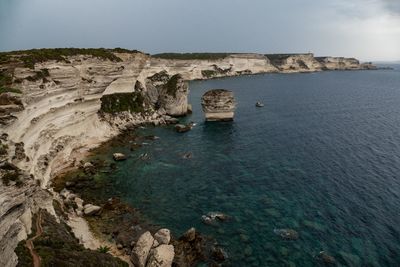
[175,124,192,133]
[74,197,84,210]
[201,89,236,121]
[113,153,127,161]
[83,204,101,215]
[165,117,179,125]
[211,246,227,262]
[182,227,196,242]
[131,231,154,267]
[146,245,174,267]
[83,162,95,174]
[154,228,171,245]
[201,212,230,225]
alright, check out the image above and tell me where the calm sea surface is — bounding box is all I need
[97,67,400,266]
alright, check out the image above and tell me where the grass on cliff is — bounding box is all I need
[152,53,233,60]
[0,87,22,94]
[100,92,145,114]
[0,48,142,69]
[0,70,21,94]
[15,210,128,267]
[165,74,181,97]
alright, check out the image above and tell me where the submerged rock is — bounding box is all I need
[113,153,127,161]
[316,251,336,265]
[201,212,230,225]
[211,246,227,262]
[273,228,299,240]
[201,89,236,121]
[182,152,193,159]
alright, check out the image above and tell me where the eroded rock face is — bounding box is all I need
[201,89,236,121]
[144,72,189,117]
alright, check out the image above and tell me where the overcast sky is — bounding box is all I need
[0,0,399,61]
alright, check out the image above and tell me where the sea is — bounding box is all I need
[95,66,400,266]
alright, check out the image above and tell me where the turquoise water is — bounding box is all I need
[103,67,400,266]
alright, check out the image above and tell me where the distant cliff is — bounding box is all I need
[0,48,376,266]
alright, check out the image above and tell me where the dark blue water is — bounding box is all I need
[103,67,400,266]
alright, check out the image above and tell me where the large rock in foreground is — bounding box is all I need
[201,89,236,121]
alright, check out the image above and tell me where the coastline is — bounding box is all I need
[0,48,378,266]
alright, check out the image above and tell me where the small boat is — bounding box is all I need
[255,102,264,107]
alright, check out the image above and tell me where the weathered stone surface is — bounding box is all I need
[83,204,101,215]
[182,227,196,242]
[154,228,171,245]
[131,231,154,267]
[159,74,188,117]
[146,244,174,267]
[113,153,127,161]
[201,89,236,121]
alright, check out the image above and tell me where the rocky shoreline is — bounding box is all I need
[0,48,377,266]
[48,129,227,266]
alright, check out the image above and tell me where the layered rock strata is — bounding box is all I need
[201,89,236,121]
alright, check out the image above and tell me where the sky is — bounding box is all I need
[0,0,399,61]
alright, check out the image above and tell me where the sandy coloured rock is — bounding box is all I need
[154,228,171,245]
[131,231,154,267]
[201,89,236,121]
[146,244,174,267]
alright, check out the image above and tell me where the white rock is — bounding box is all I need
[60,188,71,199]
[83,204,101,215]
[152,239,159,248]
[154,228,171,245]
[131,231,154,267]
[74,197,84,210]
[146,244,175,267]
[113,153,127,161]
[83,162,94,169]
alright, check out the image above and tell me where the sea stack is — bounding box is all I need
[201,89,236,121]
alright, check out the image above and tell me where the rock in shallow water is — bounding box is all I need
[175,124,192,133]
[273,228,299,240]
[201,89,236,121]
[113,152,127,161]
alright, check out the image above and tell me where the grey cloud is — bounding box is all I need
[381,0,400,15]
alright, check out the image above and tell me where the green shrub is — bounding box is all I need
[201,70,217,78]
[1,171,19,186]
[0,48,142,69]
[97,246,111,253]
[165,74,181,97]
[100,92,145,113]
[153,53,232,60]
[26,68,50,82]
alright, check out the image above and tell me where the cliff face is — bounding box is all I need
[0,49,375,266]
